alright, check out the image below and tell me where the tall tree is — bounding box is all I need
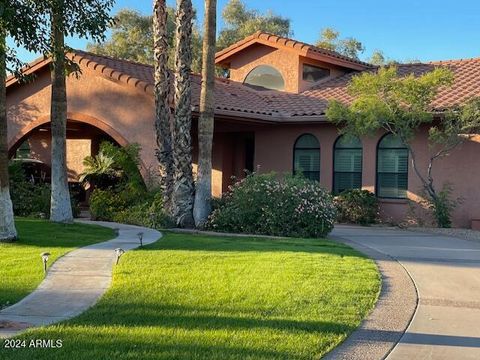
[0,0,42,241]
[153,0,174,215]
[88,8,203,72]
[172,0,195,227]
[316,27,364,59]
[217,0,291,50]
[327,66,480,227]
[193,0,217,227]
[45,0,114,223]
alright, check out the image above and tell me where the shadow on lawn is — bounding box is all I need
[147,232,367,258]
[69,302,356,335]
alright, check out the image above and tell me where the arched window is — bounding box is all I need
[376,134,408,198]
[244,65,285,91]
[333,135,362,194]
[293,134,320,181]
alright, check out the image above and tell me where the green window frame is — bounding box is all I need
[333,135,362,194]
[293,134,320,181]
[15,141,31,159]
[376,134,408,199]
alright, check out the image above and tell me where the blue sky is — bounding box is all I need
[11,0,480,64]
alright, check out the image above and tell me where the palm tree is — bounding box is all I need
[0,32,17,241]
[193,0,217,228]
[171,0,195,227]
[153,0,174,215]
[49,6,73,223]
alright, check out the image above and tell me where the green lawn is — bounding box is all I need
[0,219,115,308]
[2,232,380,360]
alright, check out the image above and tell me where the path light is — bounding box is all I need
[40,252,50,275]
[149,212,156,229]
[113,228,119,237]
[115,248,125,265]
[137,232,144,247]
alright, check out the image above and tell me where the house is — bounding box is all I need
[6,31,480,227]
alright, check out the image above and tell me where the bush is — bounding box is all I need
[335,189,378,225]
[89,188,171,228]
[206,173,337,238]
[9,162,80,218]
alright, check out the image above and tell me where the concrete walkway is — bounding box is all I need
[329,225,480,360]
[0,221,161,338]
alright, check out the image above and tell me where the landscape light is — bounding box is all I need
[115,248,125,265]
[40,252,50,275]
[137,232,144,247]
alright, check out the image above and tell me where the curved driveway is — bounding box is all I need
[332,225,480,360]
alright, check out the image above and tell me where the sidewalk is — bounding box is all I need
[0,221,161,338]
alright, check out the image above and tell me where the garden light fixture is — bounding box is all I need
[40,252,50,275]
[137,232,144,247]
[115,248,125,265]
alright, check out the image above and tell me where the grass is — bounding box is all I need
[2,232,380,360]
[0,218,115,308]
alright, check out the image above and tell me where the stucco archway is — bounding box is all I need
[8,112,130,155]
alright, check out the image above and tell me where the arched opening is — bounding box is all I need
[244,65,285,91]
[9,116,126,206]
[293,133,320,181]
[376,133,408,198]
[333,135,363,194]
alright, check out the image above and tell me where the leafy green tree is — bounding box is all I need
[327,66,480,227]
[316,27,364,59]
[217,0,291,50]
[87,8,203,72]
[368,50,386,66]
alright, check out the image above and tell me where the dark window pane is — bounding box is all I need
[334,172,362,194]
[294,134,320,181]
[377,134,408,198]
[244,65,285,91]
[302,64,331,82]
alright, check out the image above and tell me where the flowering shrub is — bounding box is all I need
[207,173,337,238]
[335,189,378,225]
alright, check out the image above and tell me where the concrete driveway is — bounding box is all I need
[332,225,480,360]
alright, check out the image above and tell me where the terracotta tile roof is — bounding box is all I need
[8,50,480,122]
[71,50,279,119]
[215,31,372,71]
[301,58,480,115]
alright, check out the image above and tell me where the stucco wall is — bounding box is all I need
[228,45,347,93]
[254,122,480,228]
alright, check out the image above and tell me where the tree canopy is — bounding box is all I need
[316,27,364,59]
[87,8,202,72]
[216,0,291,50]
[326,66,480,227]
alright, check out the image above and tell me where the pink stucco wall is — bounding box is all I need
[254,122,480,228]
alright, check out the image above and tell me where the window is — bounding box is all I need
[15,141,31,159]
[244,65,285,91]
[376,134,408,198]
[302,64,330,82]
[293,134,320,181]
[333,135,362,194]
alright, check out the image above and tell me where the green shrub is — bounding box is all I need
[335,189,378,225]
[90,188,170,228]
[207,173,337,238]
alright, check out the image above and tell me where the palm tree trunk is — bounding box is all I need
[172,0,195,228]
[0,31,17,242]
[153,0,174,216]
[50,9,73,223]
[193,0,217,228]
